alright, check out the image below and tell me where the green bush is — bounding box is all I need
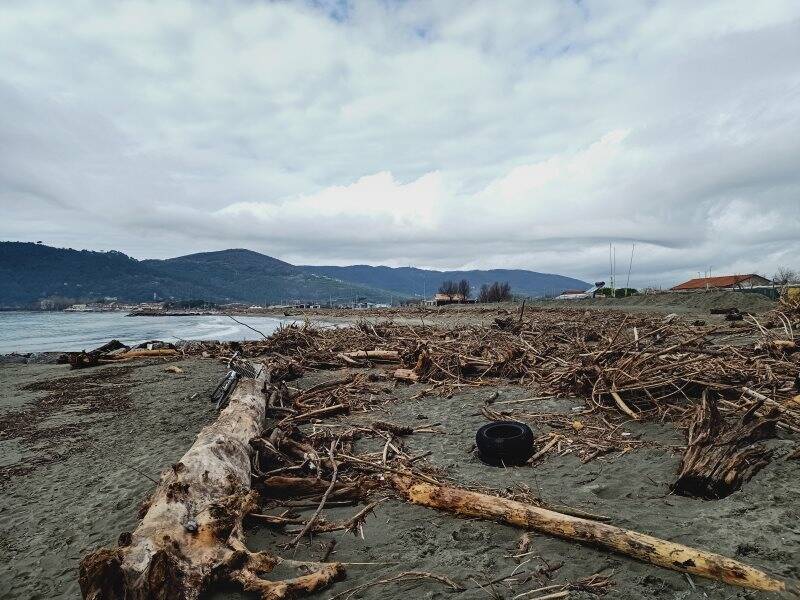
[596,287,638,298]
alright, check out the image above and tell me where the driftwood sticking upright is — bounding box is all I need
[392,477,794,594]
[79,367,344,600]
[672,391,780,499]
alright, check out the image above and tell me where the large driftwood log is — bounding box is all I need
[79,368,344,600]
[392,477,796,594]
[672,391,779,499]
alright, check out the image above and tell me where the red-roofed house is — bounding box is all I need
[671,274,770,292]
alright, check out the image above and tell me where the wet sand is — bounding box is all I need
[0,358,227,599]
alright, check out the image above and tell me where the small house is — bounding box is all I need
[424,293,468,306]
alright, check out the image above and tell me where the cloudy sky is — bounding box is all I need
[1,0,799,287]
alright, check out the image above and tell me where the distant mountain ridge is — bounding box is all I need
[0,242,589,307]
[0,244,395,307]
[298,264,589,299]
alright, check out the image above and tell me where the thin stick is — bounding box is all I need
[527,435,559,463]
[327,570,463,600]
[226,314,268,339]
[610,390,639,420]
[287,439,338,547]
[512,584,564,599]
[495,396,556,406]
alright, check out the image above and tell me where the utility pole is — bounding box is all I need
[625,242,635,296]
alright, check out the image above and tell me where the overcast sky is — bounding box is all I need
[1,1,799,287]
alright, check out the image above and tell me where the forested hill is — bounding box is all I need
[0,243,395,307]
[0,242,589,307]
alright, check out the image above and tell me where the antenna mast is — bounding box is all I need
[625,242,635,296]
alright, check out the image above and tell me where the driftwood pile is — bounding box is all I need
[61,339,178,369]
[78,307,800,599]
[228,309,800,434]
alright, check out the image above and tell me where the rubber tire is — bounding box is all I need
[476,421,535,466]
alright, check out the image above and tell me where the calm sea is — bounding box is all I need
[0,311,302,353]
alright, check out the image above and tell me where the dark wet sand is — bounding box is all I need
[0,358,226,599]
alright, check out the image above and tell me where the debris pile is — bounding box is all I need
[223,310,800,434]
[60,340,177,369]
[76,307,800,599]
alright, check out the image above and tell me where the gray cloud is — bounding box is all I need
[0,0,799,288]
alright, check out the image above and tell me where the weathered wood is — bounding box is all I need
[79,368,344,600]
[102,348,179,361]
[672,391,779,499]
[341,349,400,362]
[610,390,640,420]
[392,477,795,594]
[258,475,363,500]
[67,340,128,369]
[394,368,419,382]
[281,403,349,424]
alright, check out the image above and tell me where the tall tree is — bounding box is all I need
[438,280,458,299]
[478,281,512,302]
[774,267,799,285]
[457,279,471,300]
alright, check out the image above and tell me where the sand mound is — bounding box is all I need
[609,290,773,311]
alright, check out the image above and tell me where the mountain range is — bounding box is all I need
[298,264,589,299]
[0,242,589,307]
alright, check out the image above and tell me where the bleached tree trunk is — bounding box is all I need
[79,368,343,600]
[392,477,795,594]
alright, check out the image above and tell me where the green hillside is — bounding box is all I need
[1,242,590,308]
[0,243,397,307]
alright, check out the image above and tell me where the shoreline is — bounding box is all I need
[0,291,777,357]
[0,313,292,357]
[0,315,349,359]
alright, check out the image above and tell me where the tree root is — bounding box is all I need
[672,391,780,499]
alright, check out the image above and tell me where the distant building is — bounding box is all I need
[556,289,590,300]
[555,281,606,300]
[671,274,770,292]
[424,293,473,306]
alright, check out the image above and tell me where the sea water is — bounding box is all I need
[0,311,301,353]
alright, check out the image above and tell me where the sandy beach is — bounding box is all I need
[1,300,798,599]
[0,358,227,598]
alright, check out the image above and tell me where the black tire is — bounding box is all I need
[475,421,534,466]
